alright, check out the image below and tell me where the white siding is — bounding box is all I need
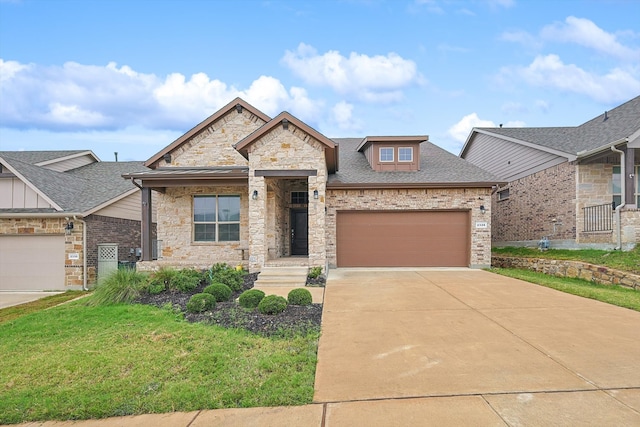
[0,177,53,208]
[463,133,566,181]
[42,154,96,172]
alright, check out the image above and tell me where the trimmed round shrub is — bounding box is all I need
[203,282,232,302]
[287,288,313,306]
[258,295,288,315]
[208,263,245,291]
[186,293,216,313]
[238,289,266,309]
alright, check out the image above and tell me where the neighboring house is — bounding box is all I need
[460,95,640,250]
[0,150,155,291]
[123,98,502,274]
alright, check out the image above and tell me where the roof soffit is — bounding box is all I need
[145,97,271,168]
[356,135,429,152]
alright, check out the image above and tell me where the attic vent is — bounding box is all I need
[604,111,608,121]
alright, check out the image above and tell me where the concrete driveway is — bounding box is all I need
[0,292,63,309]
[314,268,640,425]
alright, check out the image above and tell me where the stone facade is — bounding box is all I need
[326,187,493,268]
[0,217,84,289]
[492,256,640,290]
[493,161,576,244]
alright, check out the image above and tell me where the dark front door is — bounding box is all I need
[291,208,308,255]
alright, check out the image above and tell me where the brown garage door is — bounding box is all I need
[336,210,470,267]
[0,235,66,291]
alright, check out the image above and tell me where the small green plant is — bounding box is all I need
[174,269,203,292]
[287,288,313,306]
[258,295,288,315]
[148,267,179,293]
[208,263,245,291]
[204,282,232,302]
[186,293,216,313]
[89,268,149,306]
[146,281,165,295]
[308,266,322,279]
[238,289,266,309]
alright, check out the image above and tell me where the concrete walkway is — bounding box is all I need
[9,269,640,426]
[0,292,63,309]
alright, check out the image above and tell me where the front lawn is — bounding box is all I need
[491,268,640,312]
[493,246,640,274]
[0,300,318,424]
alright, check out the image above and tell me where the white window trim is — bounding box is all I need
[398,147,413,162]
[379,147,394,162]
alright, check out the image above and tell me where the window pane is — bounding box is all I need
[194,224,216,241]
[218,224,240,241]
[399,147,412,161]
[380,147,393,162]
[194,196,216,222]
[612,166,621,194]
[218,196,240,221]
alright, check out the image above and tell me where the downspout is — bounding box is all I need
[75,216,88,291]
[610,146,626,250]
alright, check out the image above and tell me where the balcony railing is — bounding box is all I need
[582,203,613,232]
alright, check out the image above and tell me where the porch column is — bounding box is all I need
[248,176,267,272]
[308,174,327,269]
[625,147,636,206]
[141,187,153,261]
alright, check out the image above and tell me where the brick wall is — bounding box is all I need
[326,187,493,268]
[85,214,155,284]
[493,162,576,243]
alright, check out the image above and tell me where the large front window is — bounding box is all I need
[613,166,640,207]
[193,195,240,242]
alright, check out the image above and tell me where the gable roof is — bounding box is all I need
[328,138,503,188]
[355,135,429,152]
[145,97,271,168]
[235,111,338,174]
[0,151,148,215]
[460,95,640,159]
[0,150,98,165]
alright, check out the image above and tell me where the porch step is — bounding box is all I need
[254,267,308,287]
[251,286,324,304]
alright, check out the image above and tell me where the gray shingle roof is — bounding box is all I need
[476,95,640,155]
[0,152,148,213]
[329,138,502,186]
[0,150,93,165]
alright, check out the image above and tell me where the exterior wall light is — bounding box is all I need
[313,190,319,199]
[236,104,243,114]
[163,154,171,163]
[282,119,289,130]
[252,190,258,200]
[480,205,486,214]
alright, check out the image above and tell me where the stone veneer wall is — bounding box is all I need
[325,187,492,268]
[493,162,576,243]
[266,178,287,258]
[247,125,327,272]
[492,256,640,290]
[0,217,85,289]
[143,185,249,271]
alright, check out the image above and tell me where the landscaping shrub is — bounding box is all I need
[148,267,179,293]
[308,266,322,279]
[89,268,149,306]
[186,293,216,313]
[204,282,233,302]
[208,263,245,291]
[174,269,203,292]
[287,288,312,306]
[238,289,265,309]
[258,295,288,315]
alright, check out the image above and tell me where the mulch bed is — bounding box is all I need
[136,272,324,336]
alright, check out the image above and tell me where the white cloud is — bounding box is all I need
[499,30,542,50]
[541,16,640,61]
[487,0,515,8]
[0,59,323,131]
[281,43,422,103]
[502,54,640,103]
[331,101,362,132]
[448,113,524,142]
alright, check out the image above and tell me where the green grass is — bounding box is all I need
[491,268,640,311]
[493,246,640,274]
[0,291,86,324]
[0,301,319,424]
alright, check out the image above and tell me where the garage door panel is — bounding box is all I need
[337,211,469,267]
[0,235,66,291]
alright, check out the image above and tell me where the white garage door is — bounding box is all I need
[0,235,66,291]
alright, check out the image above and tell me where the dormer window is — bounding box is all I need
[398,147,413,162]
[380,147,394,162]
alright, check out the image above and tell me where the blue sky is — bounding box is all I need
[1,0,639,161]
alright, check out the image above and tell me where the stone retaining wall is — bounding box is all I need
[492,256,640,290]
